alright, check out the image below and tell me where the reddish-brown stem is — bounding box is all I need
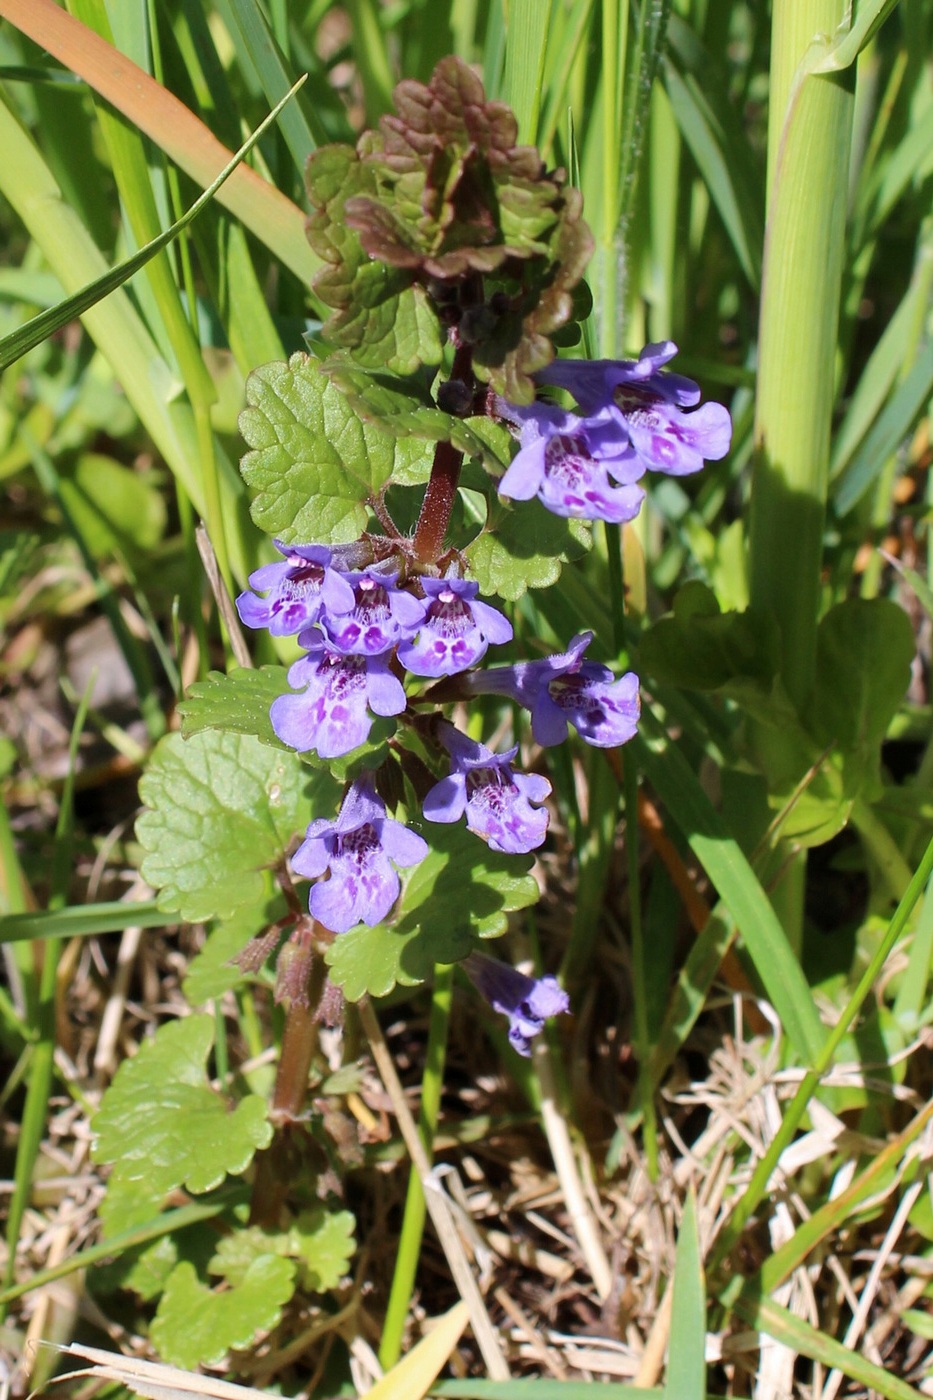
[249,936,327,1228]
[411,340,476,565]
[412,436,465,565]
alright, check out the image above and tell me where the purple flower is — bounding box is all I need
[235,541,356,637]
[467,630,640,749]
[496,398,646,524]
[537,341,732,477]
[463,951,569,1056]
[423,726,551,854]
[292,778,428,933]
[319,570,427,656]
[270,636,407,758]
[397,578,513,677]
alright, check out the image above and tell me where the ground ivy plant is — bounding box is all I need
[91,56,732,1368]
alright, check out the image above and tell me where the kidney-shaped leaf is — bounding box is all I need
[93,1016,271,1198]
[137,729,319,923]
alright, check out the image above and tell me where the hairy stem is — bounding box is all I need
[412,340,476,564]
[249,931,327,1228]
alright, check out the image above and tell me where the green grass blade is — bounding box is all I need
[712,830,933,1268]
[662,17,763,289]
[1,681,91,1309]
[734,1293,926,1400]
[345,0,396,122]
[0,901,166,942]
[634,718,825,1065]
[810,0,902,73]
[830,245,932,480]
[664,1189,705,1400]
[1,0,319,286]
[502,0,552,143]
[0,1195,237,1307]
[219,0,325,163]
[379,963,454,1368]
[833,342,933,514]
[0,94,255,582]
[648,908,735,1091]
[753,1098,933,1297]
[0,76,305,372]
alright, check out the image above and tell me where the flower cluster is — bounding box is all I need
[235,341,729,1053]
[496,341,731,523]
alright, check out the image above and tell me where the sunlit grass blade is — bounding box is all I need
[734,1293,925,1400]
[711,830,933,1268]
[810,0,902,73]
[634,716,825,1064]
[664,1189,705,1400]
[0,76,305,372]
[751,1097,933,1298]
[369,1301,468,1400]
[0,900,165,943]
[0,1196,235,1307]
[0,0,319,287]
[537,0,596,157]
[502,0,552,143]
[892,876,933,1023]
[379,964,453,1369]
[0,95,255,581]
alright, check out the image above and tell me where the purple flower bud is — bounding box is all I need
[536,342,732,477]
[496,398,646,525]
[466,631,640,749]
[397,577,513,677]
[292,777,428,933]
[320,570,427,656]
[235,541,356,637]
[463,951,569,1056]
[270,636,407,758]
[422,725,551,854]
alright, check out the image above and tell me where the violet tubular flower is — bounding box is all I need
[496,398,646,525]
[270,636,407,759]
[397,577,513,677]
[537,341,732,478]
[321,570,427,656]
[463,951,569,1056]
[423,726,551,854]
[293,778,428,933]
[467,630,639,749]
[235,541,355,637]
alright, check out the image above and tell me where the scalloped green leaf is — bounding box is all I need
[464,496,590,601]
[239,353,428,543]
[93,1016,272,1197]
[325,822,538,1000]
[179,666,289,747]
[210,1208,356,1292]
[137,729,332,923]
[321,360,512,472]
[150,1256,296,1369]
